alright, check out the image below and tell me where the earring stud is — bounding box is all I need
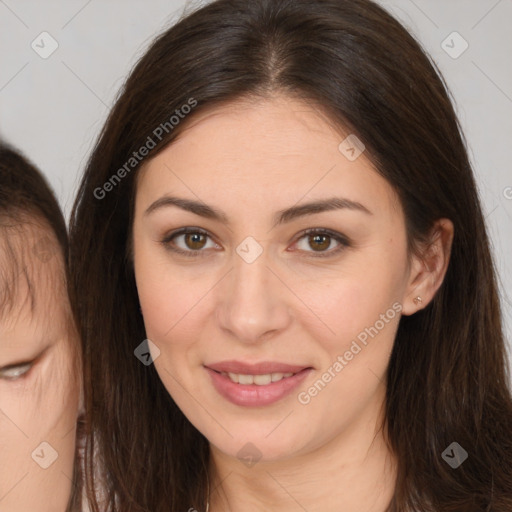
[413,296,423,305]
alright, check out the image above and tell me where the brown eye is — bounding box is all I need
[161,227,219,257]
[183,232,207,250]
[293,228,350,258]
[308,233,331,252]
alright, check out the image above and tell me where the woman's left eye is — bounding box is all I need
[293,228,350,257]
[0,362,32,381]
[161,227,349,258]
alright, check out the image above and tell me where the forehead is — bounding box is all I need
[0,218,65,334]
[149,95,350,171]
[137,95,401,219]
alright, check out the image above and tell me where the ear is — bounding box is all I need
[401,218,454,316]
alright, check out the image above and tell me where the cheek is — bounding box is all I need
[137,270,206,343]
[42,346,79,425]
[134,243,214,347]
[293,275,402,431]
[293,250,406,354]
[0,348,79,498]
[0,351,78,438]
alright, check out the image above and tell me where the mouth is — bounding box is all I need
[204,361,313,407]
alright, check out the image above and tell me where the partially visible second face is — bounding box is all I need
[0,219,79,510]
[132,94,414,464]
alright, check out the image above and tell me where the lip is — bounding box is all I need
[204,363,313,407]
[205,360,310,375]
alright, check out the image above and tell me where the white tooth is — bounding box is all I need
[238,374,254,385]
[225,371,296,385]
[253,374,272,385]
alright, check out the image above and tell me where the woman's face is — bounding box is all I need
[0,222,79,510]
[132,94,418,463]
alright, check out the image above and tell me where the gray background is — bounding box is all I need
[1,0,511,357]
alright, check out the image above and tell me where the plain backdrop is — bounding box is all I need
[1,0,511,358]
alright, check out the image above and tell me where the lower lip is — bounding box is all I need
[205,367,312,407]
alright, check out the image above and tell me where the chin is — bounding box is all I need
[205,424,307,464]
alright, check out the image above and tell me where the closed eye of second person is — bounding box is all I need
[0,361,33,380]
[0,345,51,382]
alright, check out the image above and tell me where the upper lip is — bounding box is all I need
[205,360,311,375]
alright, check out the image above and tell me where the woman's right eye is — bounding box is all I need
[161,227,220,257]
[0,362,32,380]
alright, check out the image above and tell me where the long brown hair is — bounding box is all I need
[0,141,83,512]
[68,0,512,510]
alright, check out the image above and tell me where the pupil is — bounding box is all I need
[311,234,329,251]
[187,233,205,249]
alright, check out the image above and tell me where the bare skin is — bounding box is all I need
[0,220,80,511]
[132,94,453,511]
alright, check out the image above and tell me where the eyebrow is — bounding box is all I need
[144,195,372,225]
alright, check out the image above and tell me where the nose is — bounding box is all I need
[216,247,292,344]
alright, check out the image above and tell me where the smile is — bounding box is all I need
[205,365,312,406]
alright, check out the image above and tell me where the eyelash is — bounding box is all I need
[160,227,350,259]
